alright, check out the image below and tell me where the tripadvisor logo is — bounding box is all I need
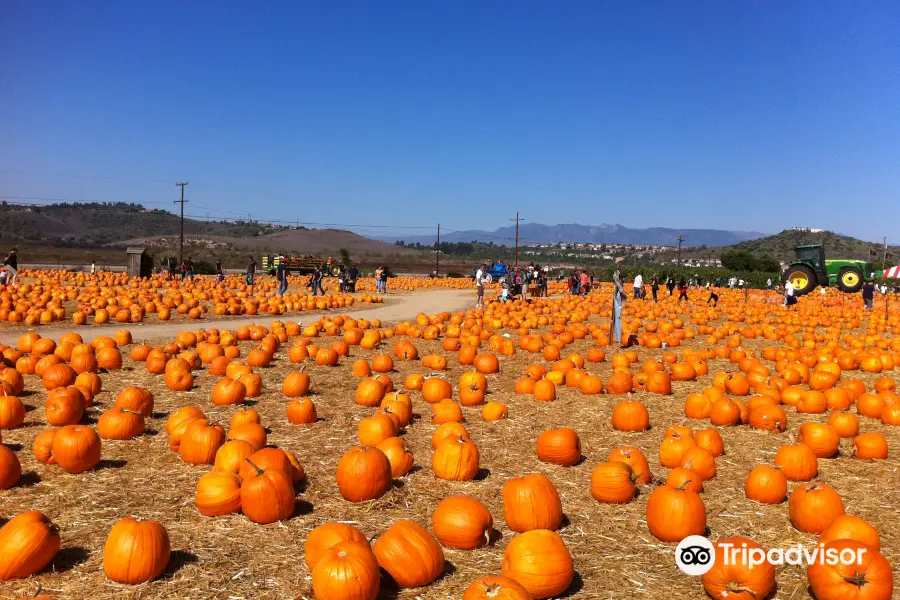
[675,536,867,576]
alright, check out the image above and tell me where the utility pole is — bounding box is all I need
[174,181,188,266]
[511,212,522,267]
[435,224,441,276]
[882,237,888,272]
[676,234,685,266]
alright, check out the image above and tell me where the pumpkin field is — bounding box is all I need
[0,279,897,600]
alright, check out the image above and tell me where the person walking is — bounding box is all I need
[215,259,224,284]
[475,263,489,308]
[633,271,643,299]
[338,269,346,293]
[276,256,288,296]
[246,256,256,286]
[168,257,176,280]
[91,261,96,275]
[666,276,676,297]
[707,283,719,307]
[312,267,324,296]
[374,265,384,294]
[862,279,875,310]
[651,274,660,302]
[677,277,688,302]
[611,258,627,346]
[180,260,186,281]
[348,265,359,293]
[579,269,589,296]
[186,257,195,280]
[380,266,389,293]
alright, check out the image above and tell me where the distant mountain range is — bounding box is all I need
[384,223,768,248]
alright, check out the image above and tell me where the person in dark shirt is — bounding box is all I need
[862,280,875,310]
[276,256,288,296]
[349,266,359,292]
[4,248,18,286]
[186,257,195,280]
[215,259,224,284]
[246,257,256,286]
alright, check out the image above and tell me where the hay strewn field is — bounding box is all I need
[1,286,898,600]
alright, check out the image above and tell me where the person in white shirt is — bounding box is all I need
[784,280,796,306]
[767,278,772,288]
[633,273,643,299]
[475,264,486,308]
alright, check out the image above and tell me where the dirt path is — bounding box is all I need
[0,289,475,345]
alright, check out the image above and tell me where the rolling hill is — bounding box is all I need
[388,222,767,247]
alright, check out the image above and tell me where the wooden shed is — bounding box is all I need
[126,247,153,278]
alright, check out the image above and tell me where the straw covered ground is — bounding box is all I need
[1,291,899,600]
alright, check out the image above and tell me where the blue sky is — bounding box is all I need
[1,1,898,243]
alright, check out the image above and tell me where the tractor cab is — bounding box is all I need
[794,245,827,279]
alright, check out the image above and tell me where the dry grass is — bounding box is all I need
[1,304,899,599]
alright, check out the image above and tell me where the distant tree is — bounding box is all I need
[339,248,352,266]
[757,254,780,272]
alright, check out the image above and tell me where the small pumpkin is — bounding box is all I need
[535,428,581,467]
[432,495,493,550]
[196,471,242,516]
[745,465,787,504]
[590,461,639,503]
[432,436,480,481]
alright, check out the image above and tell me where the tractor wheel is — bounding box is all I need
[836,266,863,293]
[785,264,817,296]
[330,266,341,277]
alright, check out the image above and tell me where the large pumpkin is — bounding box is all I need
[0,511,61,581]
[432,436,480,481]
[336,446,392,502]
[503,473,562,533]
[500,529,574,599]
[103,517,171,584]
[51,424,101,474]
[807,540,893,600]
[536,428,581,466]
[240,459,296,524]
[645,483,706,542]
[305,522,368,571]
[701,537,775,600]
[788,482,845,533]
[312,540,380,600]
[373,520,445,588]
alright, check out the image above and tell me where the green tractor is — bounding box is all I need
[784,244,875,296]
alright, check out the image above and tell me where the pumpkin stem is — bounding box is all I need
[842,573,867,587]
[484,583,502,598]
[33,584,43,599]
[245,458,264,476]
[725,582,758,597]
[675,480,693,491]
